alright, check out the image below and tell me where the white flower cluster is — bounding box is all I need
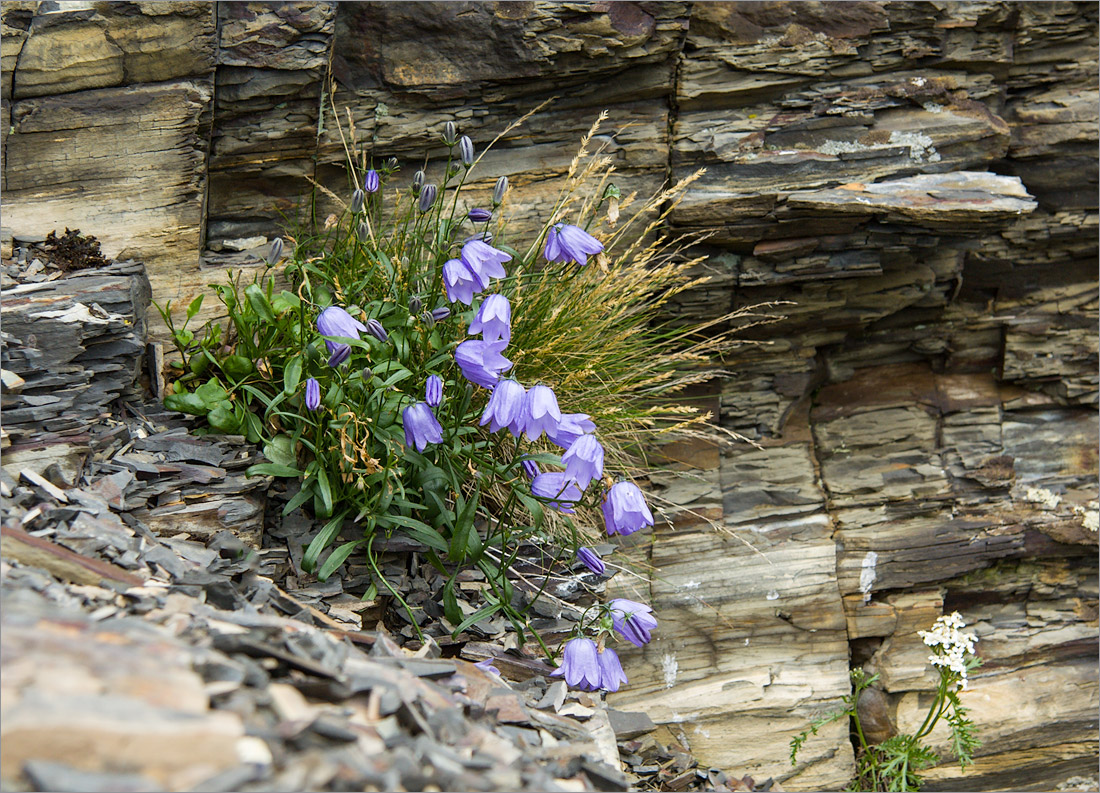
[918,612,978,690]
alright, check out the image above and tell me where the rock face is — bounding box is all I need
[2,2,1096,791]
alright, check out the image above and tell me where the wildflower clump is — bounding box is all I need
[791,612,982,791]
[154,111,743,688]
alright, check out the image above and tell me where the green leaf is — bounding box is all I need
[302,511,347,573]
[377,367,413,389]
[376,515,448,552]
[442,575,462,626]
[449,490,480,564]
[316,467,333,517]
[243,410,262,443]
[221,354,253,380]
[263,434,297,468]
[317,539,366,581]
[186,294,204,320]
[206,404,240,433]
[282,485,313,516]
[246,462,303,478]
[245,283,276,323]
[174,328,194,347]
[194,379,229,408]
[283,356,303,394]
[164,391,208,416]
[517,493,545,529]
[453,602,501,635]
[271,290,300,315]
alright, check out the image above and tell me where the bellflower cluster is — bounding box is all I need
[164,118,670,698]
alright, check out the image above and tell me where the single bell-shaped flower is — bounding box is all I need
[522,385,561,442]
[460,239,511,290]
[454,339,512,389]
[530,472,581,514]
[403,402,444,452]
[443,258,480,305]
[602,480,654,536]
[548,413,596,450]
[562,433,604,490]
[609,598,658,647]
[549,637,601,691]
[479,378,526,435]
[544,222,604,266]
[317,306,367,353]
[469,294,511,344]
[597,647,628,692]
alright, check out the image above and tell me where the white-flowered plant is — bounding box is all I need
[918,611,979,690]
[792,612,983,791]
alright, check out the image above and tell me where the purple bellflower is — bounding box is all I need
[460,239,511,290]
[304,377,321,411]
[474,657,501,677]
[364,169,380,193]
[562,434,604,490]
[597,647,628,692]
[430,306,452,323]
[548,413,596,450]
[454,339,512,389]
[469,294,511,344]
[609,598,658,648]
[550,637,601,691]
[443,258,479,305]
[530,472,582,514]
[544,223,604,266]
[328,343,351,368]
[521,460,540,480]
[317,306,367,353]
[602,481,654,536]
[468,208,492,223]
[576,547,605,576]
[403,402,444,452]
[522,385,561,442]
[425,375,443,407]
[479,379,526,435]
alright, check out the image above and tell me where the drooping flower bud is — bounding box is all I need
[430,306,451,323]
[350,188,364,214]
[365,318,388,342]
[409,295,423,314]
[266,237,283,265]
[364,169,380,193]
[459,136,475,167]
[468,208,492,223]
[443,121,457,146]
[425,374,443,407]
[492,176,508,206]
[418,183,437,213]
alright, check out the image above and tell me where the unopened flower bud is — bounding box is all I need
[468,208,492,223]
[386,157,398,171]
[351,188,364,214]
[361,367,373,380]
[418,183,437,213]
[266,237,283,265]
[459,136,475,167]
[365,169,380,193]
[365,318,388,342]
[358,221,369,240]
[492,176,508,206]
[430,306,451,323]
[412,170,425,192]
[409,295,423,314]
[443,121,457,146]
[448,163,461,177]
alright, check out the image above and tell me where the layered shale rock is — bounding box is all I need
[1,3,1096,791]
